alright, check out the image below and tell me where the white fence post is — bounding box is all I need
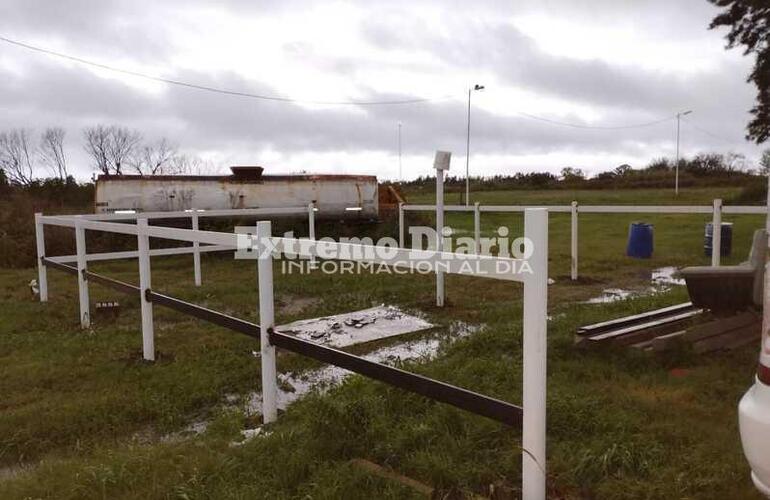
[192,211,202,286]
[308,202,316,267]
[474,202,481,254]
[712,198,722,267]
[570,201,578,281]
[75,220,90,328]
[398,202,405,248]
[137,218,155,361]
[435,160,446,307]
[522,208,548,500]
[34,213,48,302]
[257,220,278,423]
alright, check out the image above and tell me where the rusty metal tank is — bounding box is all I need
[94,166,378,219]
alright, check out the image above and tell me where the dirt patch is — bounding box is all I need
[277,294,321,315]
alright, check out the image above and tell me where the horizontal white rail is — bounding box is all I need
[48,244,234,264]
[403,203,766,215]
[78,206,309,221]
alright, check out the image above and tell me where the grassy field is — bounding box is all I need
[0,186,766,499]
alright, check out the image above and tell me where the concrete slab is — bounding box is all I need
[276,305,434,348]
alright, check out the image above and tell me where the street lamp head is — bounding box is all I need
[679,110,693,117]
[474,84,485,91]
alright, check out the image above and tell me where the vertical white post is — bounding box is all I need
[398,202,405,248]
[137,218,155,361]
[436,165,446,307]
[34,213,48,302]
[75,220,90,329]
[761,175,770,371]
[308,202,317,267]
[570,201,578,281]
[522,208,548,500]
[474,202,481,254]
[192,211,202,287]
[712,198,722,267]
[257,220,278,423]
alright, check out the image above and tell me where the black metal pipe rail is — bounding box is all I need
[145,290,260,340]
[41,257,78,275]
[41,257,523,427]
[84,270,140,295]
[269,329,523,427]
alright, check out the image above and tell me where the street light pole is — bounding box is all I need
[675,109,692,196]
[465,84,484,206]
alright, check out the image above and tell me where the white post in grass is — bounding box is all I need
[191,210,202,287]
[474,201,481,254]
[398,202,405,248]
[712,198,722,267]
[308,202,317,267]
[34,213,48,302]
[257,220,278,423]
[522,208,548,500]
[570,201,578,281]
[137,218,155,361]
[74,220,90,328]
[434,151,451,307]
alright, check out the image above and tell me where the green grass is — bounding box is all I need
[0,186,765,499]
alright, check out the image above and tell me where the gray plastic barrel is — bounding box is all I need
[704,222,733,258]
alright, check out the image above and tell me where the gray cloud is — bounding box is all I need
[0,0,763,180]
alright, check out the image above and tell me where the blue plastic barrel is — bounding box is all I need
[704,222,733,258]
[627,222,654,259]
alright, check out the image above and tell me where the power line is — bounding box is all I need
[680,116,748,147]
[514,111,675,130]
[0,34,452,106]
[0,34,700,132]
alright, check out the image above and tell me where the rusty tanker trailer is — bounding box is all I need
[94,166,380,220]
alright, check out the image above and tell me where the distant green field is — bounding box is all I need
[0,186,764,499]
[405,186,745,206]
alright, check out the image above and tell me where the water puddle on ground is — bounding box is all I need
[162,321,482,444]
[584,266,685,304]
[245,321,481,415]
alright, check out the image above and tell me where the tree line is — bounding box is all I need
[398,150,770,195]
[0,125,214,186]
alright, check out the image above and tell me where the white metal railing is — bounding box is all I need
[34,208,550,500]
[36,205,315,287]
[399,200,768,280]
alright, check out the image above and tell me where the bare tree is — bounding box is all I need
[170,153,222,175]
[132,137,177,175]
[0,129,36,185]
[40,127,68,180]
[107,126,141,175]
[83,125,111,174]
[83,125,142,175]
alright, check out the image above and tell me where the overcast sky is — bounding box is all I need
[0,0,764,181]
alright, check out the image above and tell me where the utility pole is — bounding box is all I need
[465,84,484,205]
[675,110,692,196]
[398,122,402,182]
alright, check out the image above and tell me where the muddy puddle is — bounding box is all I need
[162,320,482,444]
[585,266,685,304]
